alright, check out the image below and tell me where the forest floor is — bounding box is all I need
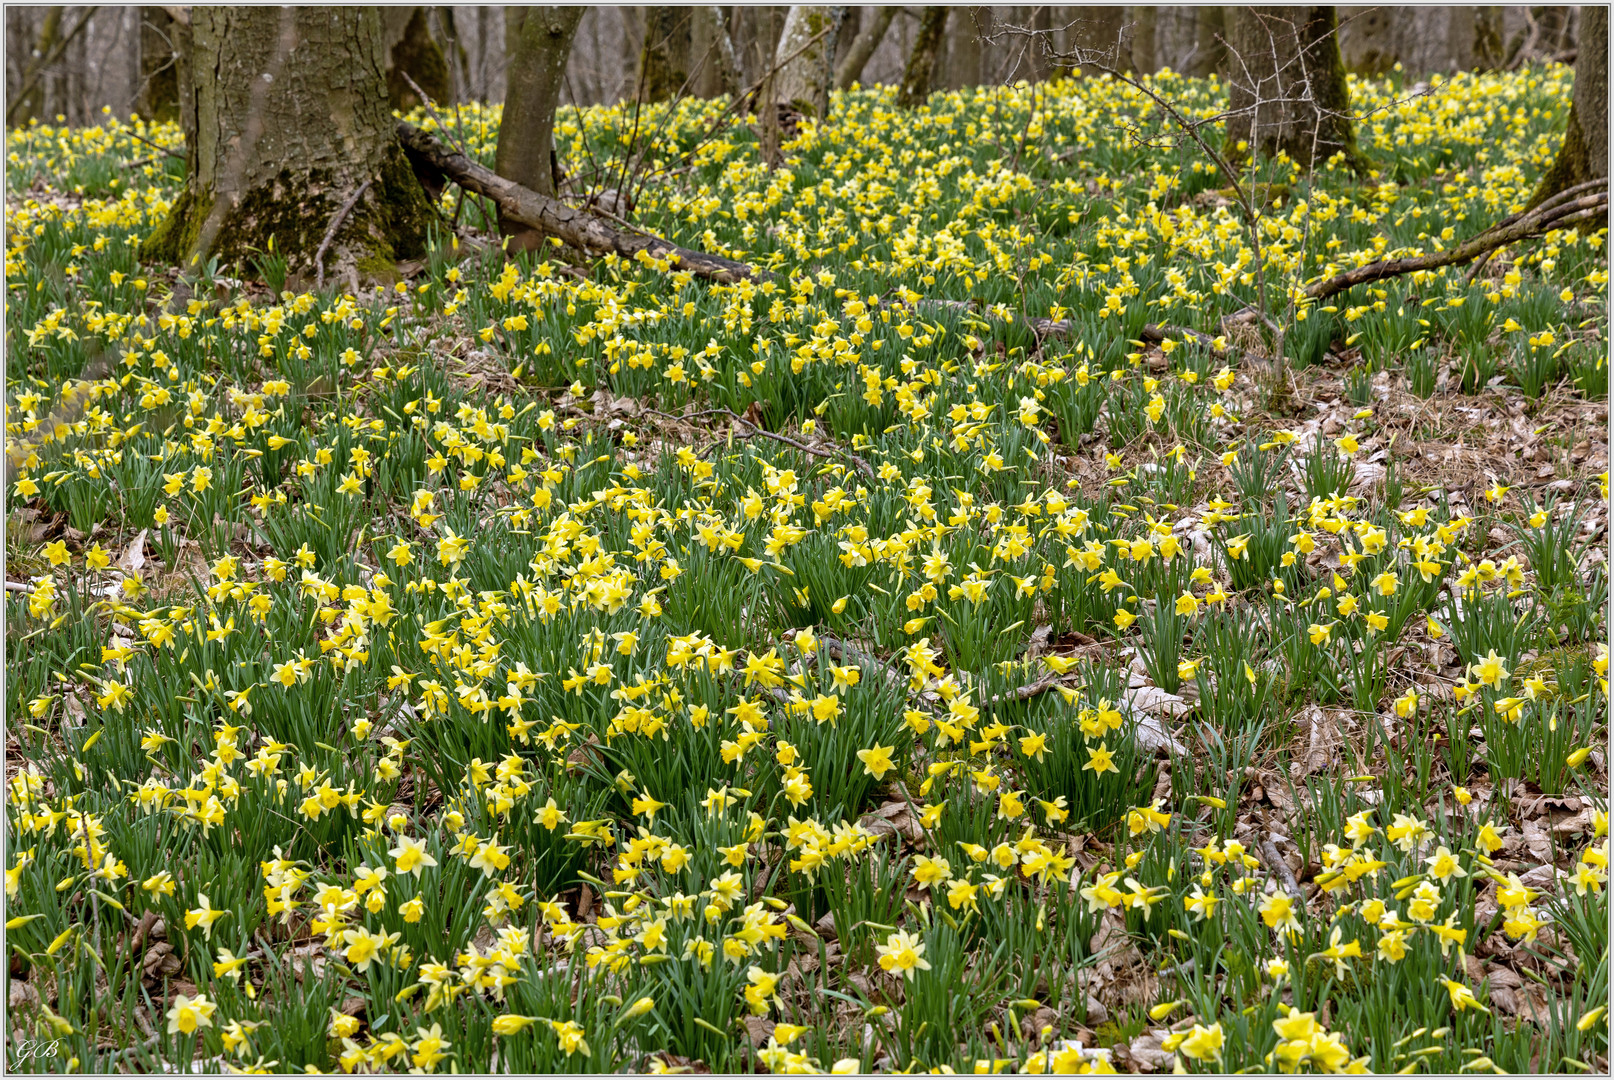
[3,63,1609,1074]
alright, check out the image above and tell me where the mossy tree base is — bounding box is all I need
[139,8,437,290]
[142,145,434,289]
[1527,8,1607,211]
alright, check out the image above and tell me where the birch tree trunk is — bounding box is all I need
[140,7,435,287]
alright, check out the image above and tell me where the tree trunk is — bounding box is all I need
[434,8,473,103]
[504,7,526,77]
[639,7,692,101]
[732,6,790,89]
[496,6,583,252]
[383,6,451,110]
[770,6,837,113]
[1063,7,1131,74]
[941,8,984,90]
[1025,5,1054,81]
[834,7,861,78]
[1338,6,1483,78]
[1473,7,1505,69]
[139,7,434,288]
[897,6,947,107]
[621,7,645,100]
[1151,6,1226,77]
[691,6,743,98]
[9,7,63,127]
[135,6,179,121]
[1225,6,1362,172]
[836,6,897,88]
[1529,5,1607,206]
[1128,5,1157,73]
[762,5,837,164]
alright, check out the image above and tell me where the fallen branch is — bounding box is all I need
[723,408,876,480]
[891,294,1264,367]
[1305,181,1608,301]
[814,632,908,689]
[1260,837,1304,900]
[985,672,1076,706]
[396,122,765,285]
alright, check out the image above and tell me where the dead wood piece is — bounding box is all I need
[986,672,1074,706]
[1305,182,1608,301]
[1260,837,1304,900]
[396,122,764,285]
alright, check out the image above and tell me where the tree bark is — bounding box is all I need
[139,7,434,288]
[1225,6,1363,172]
[1063,7,1131,74]
[496,6,583,252]
[8,7,65,127]
[770,6,838,113]
[1338,6,1485,78]
[942,8,984,90]
[1150,6,1226,76]
[135,6,179,121]
[383,6,451,110]
[897,6,947,108]
[639,7,692,102]
[434,8,473,103]
[762,5,837,165]
[1473,7,1505,69]
[1025,5,1054,81]
[732,6,790,89]
[836,6,897,88]
[1529,5,1607,206]
[692,6,743,98]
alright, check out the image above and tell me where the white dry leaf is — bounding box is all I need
[1135,714,1188,756]
[1126,1031,1176,1073]
[120,528,147,575]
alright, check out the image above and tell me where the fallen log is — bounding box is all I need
[396,122,765,285]
[1303,179,1607,301]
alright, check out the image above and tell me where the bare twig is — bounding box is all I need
[985,672,1075,706]
[124,131,184,159]
[401,69,497,229]
[314,179,373,291]
[724,408,876,480]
